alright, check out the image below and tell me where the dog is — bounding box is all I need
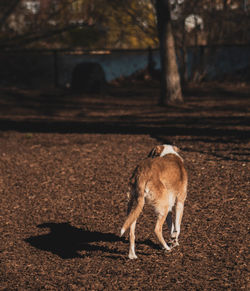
[120,145,188,259]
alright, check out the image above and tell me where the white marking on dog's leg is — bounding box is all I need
[174,201,184,246]
[171,223,175,237]
[128,220,137,259]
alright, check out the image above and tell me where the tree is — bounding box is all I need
[174,0,250,83]
[0,0,20,31]
[0,0,158,49]
[155,0,183,105]
[0,0,98,49]
[65,0,158,49]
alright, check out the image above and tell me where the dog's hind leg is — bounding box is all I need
[154,209,171,251]
[126,191,138,259]
[126,191,135,215]
[128,220,137,259]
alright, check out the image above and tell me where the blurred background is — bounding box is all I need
[0,0,249,89]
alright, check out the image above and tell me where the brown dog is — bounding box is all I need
[121,145,188,259]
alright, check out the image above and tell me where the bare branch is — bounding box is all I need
[0,0,21,29]
[0,22,94,49]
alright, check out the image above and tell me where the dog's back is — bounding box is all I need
[130,154,187,201]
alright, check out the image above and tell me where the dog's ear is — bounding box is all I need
[173,145,180,153]
[148,145,164,158]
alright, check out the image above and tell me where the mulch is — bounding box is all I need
[0,81,249,290]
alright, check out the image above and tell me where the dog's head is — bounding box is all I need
[148,144,180,158]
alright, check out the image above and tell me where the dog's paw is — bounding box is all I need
[168,240,179,249]
[164,248,172,253]
[129,253,138,259]
[173,241,179,248]
[162,244,172,253]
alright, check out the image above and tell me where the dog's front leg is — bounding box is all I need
[166,211,178,248]
[166,211,174,235]
[170,200,184,247]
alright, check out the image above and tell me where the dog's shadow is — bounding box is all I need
[25,222,126,259]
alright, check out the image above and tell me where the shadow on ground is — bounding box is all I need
[25,223,126,259]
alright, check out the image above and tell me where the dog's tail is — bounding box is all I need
[120,178,145,236]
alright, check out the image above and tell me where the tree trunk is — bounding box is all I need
[180,18,188,87]
[155,0,183,105]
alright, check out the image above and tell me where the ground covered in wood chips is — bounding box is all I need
[0,81,249,290]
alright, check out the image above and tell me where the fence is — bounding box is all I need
[0,45,249,88]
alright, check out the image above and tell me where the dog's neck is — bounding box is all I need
[160,145,183,161]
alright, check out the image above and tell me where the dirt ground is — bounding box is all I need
[0,81,249,290]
